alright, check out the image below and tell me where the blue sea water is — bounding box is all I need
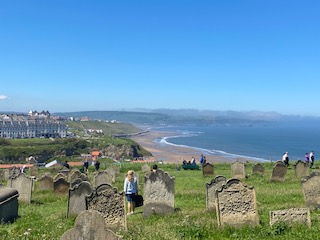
[153,124,320,162]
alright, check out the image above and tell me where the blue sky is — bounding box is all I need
[1,1,319,116]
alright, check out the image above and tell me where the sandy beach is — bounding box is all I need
[131,130,248,164]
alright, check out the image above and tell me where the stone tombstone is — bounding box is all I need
[54,177,70,194]
[141,164,151,174]
[30,165,39,178]
[231,161,246,179]
[206,176,227,211]
[294,160,309,178]
[8,173,33,204]
[70,178,84,188]
[54,173,66,181]
[0,185,19,223]
[106,168,116,183]
[60,168,70,178]
[202,163,214,176]
[69,170,81,183]
[38,173,54,191]
[67,181,93,217]
[301,172,320,209]
[216,179,259,228]
[271,162,287,182]
[144,169,175,217]
[61,210,120,240]
[252,163,265,175]
[4,169,10,181]
[9,167,19,179]
[94,171,113,187]
[86,184,126,232]
[79,173,90,182]
[270,208,311,227]
[0,170,5,183]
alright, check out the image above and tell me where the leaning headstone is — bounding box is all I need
[38,173,54,191]
[61,210,120,240]
[67,181,93,217]
[270,208,311,227]
[206,176,227,211]
[231,161,246,179]
[86,184,126,232]
[271,162,287,182]
[301,172,320,209]
[202,163,214,176]
[94,171,113,187]
[0,185,19,223]
[54,177,69,194]
[252,163,265,175]
[216,179,259,227]
[294,160,309,178]
[144,169,175,217]
[30,165,39,178]
[8,173,33,204]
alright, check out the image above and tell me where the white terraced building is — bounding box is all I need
[0,119,67,138]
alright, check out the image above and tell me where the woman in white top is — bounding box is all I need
[123,170,138,215]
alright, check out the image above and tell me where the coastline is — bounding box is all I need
[130,129,251,164]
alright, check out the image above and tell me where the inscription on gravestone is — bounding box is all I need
[206,176,226,211]
[231,161,246,179]
[294,160,309,178]
[216,179,259,227]
[271,162,287,182]
[86,184,126,232]
[270,208,311,227]
[144,169,175,217]
[301,172,320,209]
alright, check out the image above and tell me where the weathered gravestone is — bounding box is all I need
[67,181,93,217]
[79,173,90,182]
[69,170,81,183]
[9,167,19,179]
[4,169,9,181]
[54,173,66,181]
[144,169,175,217]
[271,162,287,182]
[60,168,70,178]
[30,165,39,178]
[0,171,5,183]
[206,176,227,211]
[38,173,54,191]
[301,172,320,209]
[70,178,84,188]
[106,168,116,183]
[295,160,309,178]
[0,185,19,223]
[231,161,246,179]
[8,173,33,204]
[61,210,120,240]
[216,179,259,227]
[202,163,214,176]
[94,171,113,187]
[86,184,126,232]
[252,163,265,175]
[270,208,311,227]
[54,177,69,194]
[141,164,151,174]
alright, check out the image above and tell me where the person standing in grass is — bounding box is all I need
[305,153,310,164]
[124,170,138,215]
[282,152,289,166]
[309,151,315,168]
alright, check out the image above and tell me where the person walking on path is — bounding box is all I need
[282,152,289,166]
[124,170,138,215]
[309,151,315,168]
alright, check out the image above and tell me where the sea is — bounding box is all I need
[151,122,320,162]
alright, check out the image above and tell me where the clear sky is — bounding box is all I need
[1,1,319,116]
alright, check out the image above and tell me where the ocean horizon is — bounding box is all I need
[151,124,320,162]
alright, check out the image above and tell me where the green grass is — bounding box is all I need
[1,162,320,239]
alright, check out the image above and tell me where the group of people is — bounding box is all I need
[305,151,315,168]
[182,154,207,166]
[282,151,315,168]
[123,164,157,215]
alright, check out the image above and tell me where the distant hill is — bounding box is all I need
[54,109,287,127]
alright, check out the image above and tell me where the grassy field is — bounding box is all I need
[1,161,320,240]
